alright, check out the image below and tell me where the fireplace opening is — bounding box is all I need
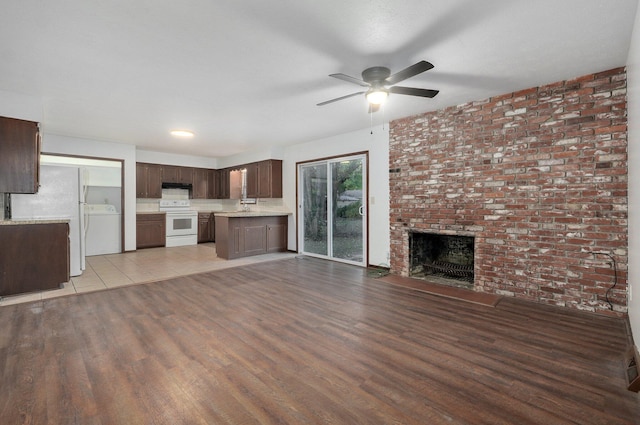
[409,232,475,289]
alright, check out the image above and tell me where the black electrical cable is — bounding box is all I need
[593,252,617,310]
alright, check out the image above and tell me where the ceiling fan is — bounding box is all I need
[317,60,439,111]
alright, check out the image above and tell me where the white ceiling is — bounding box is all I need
[1,0,637,158]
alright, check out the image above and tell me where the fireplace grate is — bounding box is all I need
[424,261,474,282]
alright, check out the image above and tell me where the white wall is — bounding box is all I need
[84,166,121,187]
[136,149,218,169]
[0,89,42,123]
[41,134,137,251]
[627,5,640,348]
[216,146,285,169]
[282,125,390,267]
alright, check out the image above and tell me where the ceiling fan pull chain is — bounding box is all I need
[370,109,373,135]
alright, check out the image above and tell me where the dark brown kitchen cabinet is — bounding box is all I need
[162,165,193,185]
[134,160,281,200]
[135,163,146,197]
[179,167,194,185]
[257,159,282,198]
[235,160,282,199]
[198,212,215,243]
[266,221,287,252]
[214,215,287,259]
[136,213,165,248]
[161,165,179,183]
[192,168,208,199]
[207,169,218,199]
[0,116,40,194]
[136,163,162,198]
[217,168,230,199]
[245,162,259,198]
[0,222,69,296]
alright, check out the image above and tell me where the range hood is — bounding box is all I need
[161,182,192,190]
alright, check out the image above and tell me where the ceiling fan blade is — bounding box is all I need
[329,73,370,87]
[389,86,439,98]
[386,61,434,85]
[317,91,365,106]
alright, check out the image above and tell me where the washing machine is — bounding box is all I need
[85,204,121,256]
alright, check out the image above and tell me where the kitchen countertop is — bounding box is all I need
[134,210,290,217]
[0,219,70,225]
[213,211,291,218]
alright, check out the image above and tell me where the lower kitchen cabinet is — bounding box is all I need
[0,222,69,296]
[198,212,215,243]
[136,213,166,249]
[214,214,287,259]
[266,222,287,251]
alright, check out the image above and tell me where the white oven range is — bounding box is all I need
[159,199,198,247]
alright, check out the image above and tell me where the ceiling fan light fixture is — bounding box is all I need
[319,61,437,109]
[366,89,388,105]
[170,130,195,138]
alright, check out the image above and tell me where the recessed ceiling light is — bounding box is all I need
[170,130,194,138]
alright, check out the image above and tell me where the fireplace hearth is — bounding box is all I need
[409,232,475,289]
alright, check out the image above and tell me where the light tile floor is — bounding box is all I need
[0,243,298,307]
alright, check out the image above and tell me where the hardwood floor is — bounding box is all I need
[0,256,638,424]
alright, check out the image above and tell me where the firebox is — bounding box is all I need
[409,232,475,288]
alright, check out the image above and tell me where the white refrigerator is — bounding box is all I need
[12,164,86,276]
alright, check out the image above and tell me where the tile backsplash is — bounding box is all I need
[136,196,290,213]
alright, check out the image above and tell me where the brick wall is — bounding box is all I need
[389,67,628,315]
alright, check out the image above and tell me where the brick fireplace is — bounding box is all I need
[389,67,628,315]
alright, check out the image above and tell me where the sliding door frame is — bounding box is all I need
[296,151,369,267]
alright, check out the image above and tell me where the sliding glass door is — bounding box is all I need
[299,154,367,266]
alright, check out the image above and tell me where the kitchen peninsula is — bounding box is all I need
[214,212,289,259]
[0,220,70,296]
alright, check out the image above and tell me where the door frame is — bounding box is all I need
[41,152,125,254]
[296,151,369,267]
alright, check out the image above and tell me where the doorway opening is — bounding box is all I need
[41,154,124,257]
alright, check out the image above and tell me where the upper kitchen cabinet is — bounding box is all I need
[136,162,162,198]
[161,165,179,183]
[256,159,282,198]
[217,168,230,199]
[192,168,208,199]
[245,162,259,198]
[207,169,218,199]
[162,165,193,185]
[0,116,40,193]
[229,160,282,199]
